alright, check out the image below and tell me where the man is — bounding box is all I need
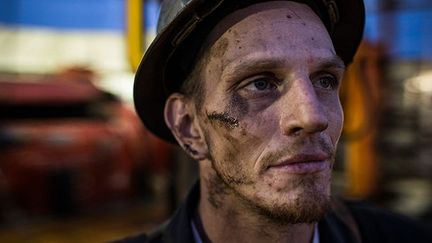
[123,0,432,242]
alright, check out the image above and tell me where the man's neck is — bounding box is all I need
[198,177,316,243]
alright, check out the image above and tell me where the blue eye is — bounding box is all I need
[253,79,271,90]
[244,76,278,92]
[237,74,279,96]
[314,75,338,90]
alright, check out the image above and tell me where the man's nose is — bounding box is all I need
[279,80,329,136]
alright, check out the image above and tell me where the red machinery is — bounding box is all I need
[0,71,170,215]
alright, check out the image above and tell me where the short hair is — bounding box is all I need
[178,43,211,110]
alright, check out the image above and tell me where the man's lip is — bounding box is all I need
[267,153,331,174]
[269,153,330,167]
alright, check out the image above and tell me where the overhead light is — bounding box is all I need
[405,70,432,93]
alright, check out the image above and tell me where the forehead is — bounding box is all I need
[199,1,337,88]
[206,1,325,46]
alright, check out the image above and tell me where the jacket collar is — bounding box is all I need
[160,181,200,243]
[158,181,358,243]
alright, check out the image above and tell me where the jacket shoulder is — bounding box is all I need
[112,223,167,243]
[112,232,149,243]
[112,231,165,243]
[345,201,432,243]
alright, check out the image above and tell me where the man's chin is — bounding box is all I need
[251,191,331,225]
[209,157,332,225]
[239,176,332,225]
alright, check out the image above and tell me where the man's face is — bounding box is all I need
[195,2,344,223]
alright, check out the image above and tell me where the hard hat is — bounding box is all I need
[134,0,365,142]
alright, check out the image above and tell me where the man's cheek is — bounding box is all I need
[327,104,343,144]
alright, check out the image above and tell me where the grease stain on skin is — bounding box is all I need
[207,111,239,129]
[207,171,229,209]
[228,93,249,118]
[183,143,198,156]
[211,37,229,58]
[240,128,247,136]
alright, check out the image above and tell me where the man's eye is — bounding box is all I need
[313,75,338,90]
[244,78,277,91]
[254,80,271,90]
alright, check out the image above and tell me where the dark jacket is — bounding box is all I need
[116,183,432,243]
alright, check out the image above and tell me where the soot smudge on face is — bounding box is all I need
[206,93,248,131]
[228,93,249,118]
[207,168,229,209]
[207,111,239,129]
[211,37,229,59]
[183,143,198,156]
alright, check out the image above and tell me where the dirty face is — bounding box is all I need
[196,1,345,223]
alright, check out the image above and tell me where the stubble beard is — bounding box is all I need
[245,173,332,225]
[207,154,332,226]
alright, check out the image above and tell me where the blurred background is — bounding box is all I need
[0,0,431,242]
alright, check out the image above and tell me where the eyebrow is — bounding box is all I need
[221,57,286,82]
[317,56,345,70]
[221,54,346,82]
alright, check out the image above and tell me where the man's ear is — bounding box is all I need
[164,93,208,160]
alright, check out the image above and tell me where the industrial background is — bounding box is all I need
[0,0,431,241]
